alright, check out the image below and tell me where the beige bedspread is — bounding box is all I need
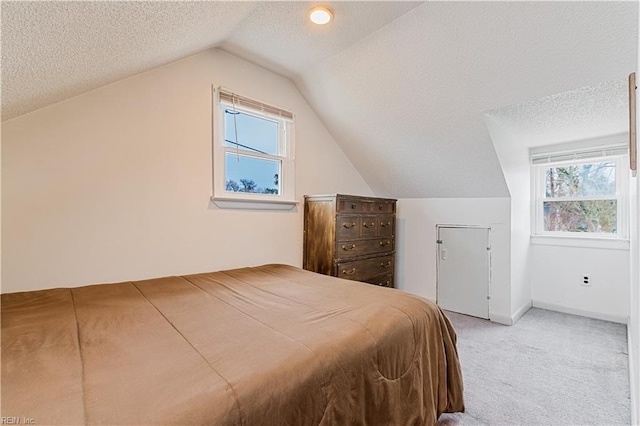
[1,264,464,425]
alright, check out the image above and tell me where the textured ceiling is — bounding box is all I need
[2,1,637,198]
[486,79,629,146]
[1,1,421,121]
[220,2,422,79]
[1,1,260,120]
[295,1,637,197]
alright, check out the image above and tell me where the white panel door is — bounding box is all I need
[437,226,490,319]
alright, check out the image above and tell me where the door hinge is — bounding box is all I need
[436,240,443,244]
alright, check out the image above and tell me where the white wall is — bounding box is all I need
[630,172,639,424]
[1,48,372,293]
[1,119,2,292]
[485,118,534,321]
[396,198,512,324]
[488,116,631,323]
[630,11,640,422]
[531,243,629,323]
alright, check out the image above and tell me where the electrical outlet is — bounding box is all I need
[581,274,591,286]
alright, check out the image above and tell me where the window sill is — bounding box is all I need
[530,235,630,250]
[211,196,298,211]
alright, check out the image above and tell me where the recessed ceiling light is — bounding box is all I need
[308,6,333,25]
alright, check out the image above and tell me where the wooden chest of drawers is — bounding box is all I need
[303,194,397,288]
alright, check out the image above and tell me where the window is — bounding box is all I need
[532,144,628,239]
[212,87,296,209]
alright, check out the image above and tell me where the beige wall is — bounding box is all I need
[1,49,372,293]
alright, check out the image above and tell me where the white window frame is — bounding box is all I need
[211,87,297,210]
[531,144,629,241]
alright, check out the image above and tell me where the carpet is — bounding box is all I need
[438,308,630,426]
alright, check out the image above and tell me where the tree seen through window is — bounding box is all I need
[543,162,617,233]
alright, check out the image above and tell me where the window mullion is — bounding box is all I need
[542,196,618,202]
[223,148,283,162]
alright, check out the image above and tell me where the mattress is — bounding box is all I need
[1,264,464,425]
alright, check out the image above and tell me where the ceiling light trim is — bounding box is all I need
[308,6,333,25]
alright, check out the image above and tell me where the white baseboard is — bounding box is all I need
[489,313,512,325]
[630,318,639,426]
[531,300,627,324]
[489,300,532,326]
[511,301,532,325]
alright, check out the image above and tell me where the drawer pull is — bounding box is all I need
[380,261,392,268]
[343,222,356,229]
[378,205,384,210]
[351,203,357,209]
[363,222,375,228]
[342,268,357,276]
[380,221,391,227]
[342,244,356,251]
[379,240,391,247]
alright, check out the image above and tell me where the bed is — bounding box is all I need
[1,264,464,425]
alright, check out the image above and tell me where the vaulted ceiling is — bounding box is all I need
[2,1,637,198]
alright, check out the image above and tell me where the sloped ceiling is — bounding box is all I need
[2,1,637,198]
[295,2,637,197]
[1,1,258,120]
[486,79,629,147]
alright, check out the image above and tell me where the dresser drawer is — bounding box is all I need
[336,216,360,240]
[372,201,396,214]
[378,215,395,238]
[335,238,394,260]
[360,216,377,237]
[336,197,395,214]
[364,275,394,288]
[337,198,364,213]
[335,255,394,282]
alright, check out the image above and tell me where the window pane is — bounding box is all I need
[545,162,616,198]
[543,200,617,233]
[224,109,278,156]
[225,153,280,195]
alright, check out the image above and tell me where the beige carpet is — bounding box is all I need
[438,308,630,426]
